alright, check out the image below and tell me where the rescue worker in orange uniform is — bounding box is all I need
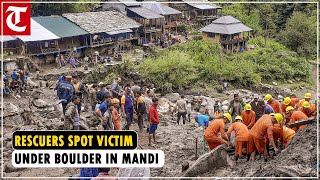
[298,101,315,118]
[204,113,232,150]
[286,106,308,132]
[266,113,283,156]
[111,98,121,130]
[241,104,256,129]
[247,113,282,161]
[282,126,295,148]
[298,93,316,112]
[265,94,281,114]
[281,97,300,115]
[227,116,249,162]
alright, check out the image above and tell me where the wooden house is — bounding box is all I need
[200,16,252,53]
[102,0,141,14]
[169,0,222,26]
[127,6,164,44]
[143,3,182,33]
[63,11,141,55]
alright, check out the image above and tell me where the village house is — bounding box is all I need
[63,11,141,55]
[142,3,182,34]
[126,6,164,44]
[200,16,252,53]
[169,0,222,26]
[102,0,141,14]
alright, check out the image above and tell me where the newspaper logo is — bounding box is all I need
[2,2,30,35]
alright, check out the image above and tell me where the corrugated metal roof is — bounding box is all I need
[182,0,222,9]
[213,16,241,24]
[143,3,182,15]
[17,19,59,42]
[118,0,141,6]
[63,11,141,34]
[200,16,252,34]
[0,36,17,42]
[128,6,164,19]
[32,16,88,38]
[107,29,132,35]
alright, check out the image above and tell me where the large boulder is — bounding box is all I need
[165,93,181,103]
[181,145,233,177]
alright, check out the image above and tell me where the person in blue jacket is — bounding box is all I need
[195,114,213,127]
[57,75,75,114]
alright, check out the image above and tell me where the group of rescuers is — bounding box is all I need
[196,92,316,162]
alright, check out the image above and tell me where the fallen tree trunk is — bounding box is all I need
[286,117,316,129]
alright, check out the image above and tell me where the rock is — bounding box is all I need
[181,145,232,177]
[288,80,293,84]
[182,161,189,172]
[300,86,305,90]
[222,100,229,106]
[272,82,278,86]
[117,167,150,179]
[164,93,181,103]
[32,99,47,108]
[6,103,19,113]
[4,162,25,173]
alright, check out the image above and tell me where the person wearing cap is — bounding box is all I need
[281,97,300,115]
[64,96,81,130]
[57,75,75,114]
[121,86,134,130]
[111,98,121,130]
[286,106,308,132]
[298,93,316,112]
[227,116,250,162]
[241,104,256,129]
[204,113,231,150]
[195,114,212,127]
[247,113,282,161]
[136,91,147,132]
[265,94,281,114]
[298,101,315,118]
[250,94,264,121]
[228,94,246,121]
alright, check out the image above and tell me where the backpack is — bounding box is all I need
[57,82,75,103]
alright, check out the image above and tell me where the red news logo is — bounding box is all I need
[2,1,31,35]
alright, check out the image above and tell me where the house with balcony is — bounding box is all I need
[200,16,253,53]
[127,6,164,44]
[63,11,141,55]
[142,3,182,34]
[102,0,141,14]
[169,0,222,26]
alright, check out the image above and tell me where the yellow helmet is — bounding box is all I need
[235,115,242,121]
[223,113,232,122]
[283,97,291,105]
[274,113,283,124]
[302,101,311,108]
[111,98,120,104]
[285,106,294,113]
[265,94,272,101]
[304,93,312,99]
[245,104,252,111]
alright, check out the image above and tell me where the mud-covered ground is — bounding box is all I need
[1,61,318,179]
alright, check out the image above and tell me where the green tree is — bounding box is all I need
[277,12,317,60]
[31,0,101,16]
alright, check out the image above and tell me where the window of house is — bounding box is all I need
[208,32,215,38]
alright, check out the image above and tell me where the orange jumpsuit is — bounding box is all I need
[241,110,255,129]
[247,115,274,154]
[204,119,227,150]
[112,108,120,130]
[298,107,315,118]
[227,122,249,156]
[267,124,283,147]
[282,127,295,147]
[298,99,316,112]
[289,111,308,132]
[268,99,281,114]
[281,98,300,114]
